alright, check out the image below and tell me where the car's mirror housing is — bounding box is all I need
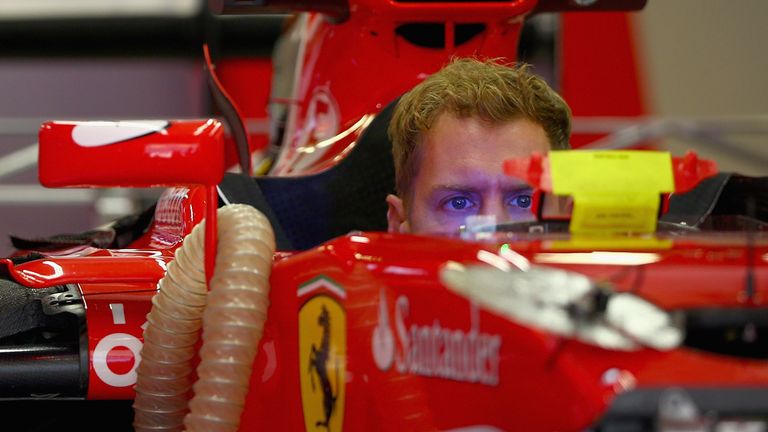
[38,119,225,189]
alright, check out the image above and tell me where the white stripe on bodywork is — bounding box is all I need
[109,303,126,325]
[72,120,169,147]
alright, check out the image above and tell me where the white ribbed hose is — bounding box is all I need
[133,204,275,432]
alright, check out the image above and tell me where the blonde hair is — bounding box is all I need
[388,57,571,202]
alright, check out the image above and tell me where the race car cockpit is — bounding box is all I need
[213,97,398,251]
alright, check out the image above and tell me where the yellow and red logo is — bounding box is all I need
[299,280,346,432]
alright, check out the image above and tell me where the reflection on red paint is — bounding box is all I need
[106,346,136,376]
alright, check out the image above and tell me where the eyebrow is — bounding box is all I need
[431,185,479,194]
[429,184,533,195]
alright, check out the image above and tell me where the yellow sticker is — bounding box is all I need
[571,192,661,233]
[549,150,674,234]
[300,294,346,432]
[549,150,674,194]
[545,236,673,251]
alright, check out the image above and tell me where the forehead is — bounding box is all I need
[413,113,551,188]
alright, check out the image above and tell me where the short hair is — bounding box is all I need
[388,57,572,203]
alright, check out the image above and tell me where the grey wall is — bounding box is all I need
[634,1,768,175]
[0,58,206,256]
[637,1,768,117]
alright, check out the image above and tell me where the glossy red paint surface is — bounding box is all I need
[21,218,763,425]
[1,247,174,288]
[214,56,274,168]
[233,232,768,431]
[270,1,534,175]
[135,185,208,250]
[6,256,168,288]
[38,119,225,188]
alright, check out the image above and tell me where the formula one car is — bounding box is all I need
[2,1,767,431]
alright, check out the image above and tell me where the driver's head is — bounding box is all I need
[386,57,572,235]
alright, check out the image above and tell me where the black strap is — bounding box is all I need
[204,44,252,175]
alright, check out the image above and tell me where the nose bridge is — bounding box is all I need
[480,190,507,222]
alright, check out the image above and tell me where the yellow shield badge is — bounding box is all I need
[299,294,346,432]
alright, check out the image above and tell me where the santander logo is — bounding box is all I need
[372,289,502,386]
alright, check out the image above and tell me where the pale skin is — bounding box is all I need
[387,113,551,235]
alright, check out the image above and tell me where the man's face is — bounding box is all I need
[387,113,551,235]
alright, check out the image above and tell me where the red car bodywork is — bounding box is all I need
[4,203,767,430]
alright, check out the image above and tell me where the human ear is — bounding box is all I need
[386,194,410,233]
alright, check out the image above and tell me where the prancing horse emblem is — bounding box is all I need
[299,292,346,432]
[308,306,339,430]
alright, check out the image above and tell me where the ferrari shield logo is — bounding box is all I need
[299,294,346,432]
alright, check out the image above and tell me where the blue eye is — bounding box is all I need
[509,194,532,209]
[449,197,469,210]
[441,196,476,212]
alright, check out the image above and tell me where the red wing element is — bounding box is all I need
[671,150,719,193]
[503,150,718,194]
[38,119,225,188]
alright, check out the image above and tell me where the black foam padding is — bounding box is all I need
[0,278,63,340]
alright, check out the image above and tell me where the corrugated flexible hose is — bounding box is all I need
[133,204,275,432]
